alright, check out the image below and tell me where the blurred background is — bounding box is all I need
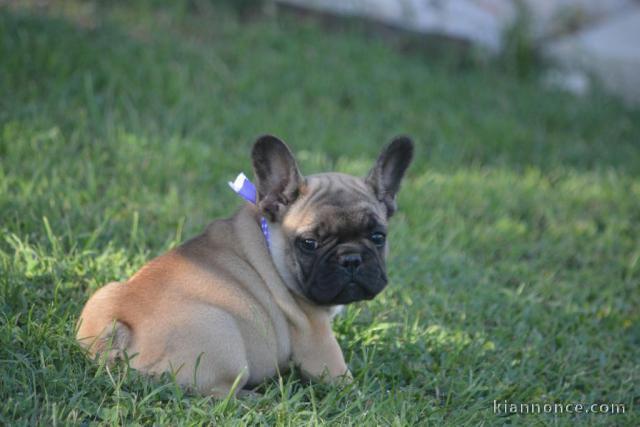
[1,1,639,424]
[279,0,640,104]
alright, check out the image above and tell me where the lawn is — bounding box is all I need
[1,1,639,425]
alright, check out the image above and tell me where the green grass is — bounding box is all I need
[1,1,639,425]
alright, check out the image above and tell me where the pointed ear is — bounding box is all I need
[251,135,304,221]
[365,136,414,216]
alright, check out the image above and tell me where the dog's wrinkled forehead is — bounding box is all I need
[283,172,387,235]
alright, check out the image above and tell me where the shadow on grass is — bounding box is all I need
[2,6,640,176]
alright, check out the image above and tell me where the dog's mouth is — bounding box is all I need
[306,275,387,305]
[339,282,379,301]
[349,281,378,298]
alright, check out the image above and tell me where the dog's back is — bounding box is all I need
[76,213,292,395]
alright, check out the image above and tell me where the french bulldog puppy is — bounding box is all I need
[77,135,413,396]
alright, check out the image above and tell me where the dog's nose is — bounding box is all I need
[338,253,362,274]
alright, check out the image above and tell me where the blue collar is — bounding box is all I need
[228,173,271,250]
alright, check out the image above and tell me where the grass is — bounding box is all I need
[1,1,639,425]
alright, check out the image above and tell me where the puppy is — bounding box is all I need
[77,135,413,396]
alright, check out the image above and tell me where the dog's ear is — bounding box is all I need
[252,135,304,221]
[365,136,414,217]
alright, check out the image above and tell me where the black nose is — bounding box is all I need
[338,253,362,274]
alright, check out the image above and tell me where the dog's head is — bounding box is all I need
[252,135,413,306]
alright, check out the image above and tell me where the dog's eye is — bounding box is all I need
[370,232,386,247]
[297,238,319,252]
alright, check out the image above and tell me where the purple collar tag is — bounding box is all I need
[229,173,271,250]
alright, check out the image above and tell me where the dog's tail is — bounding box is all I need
[76,282,132,363]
